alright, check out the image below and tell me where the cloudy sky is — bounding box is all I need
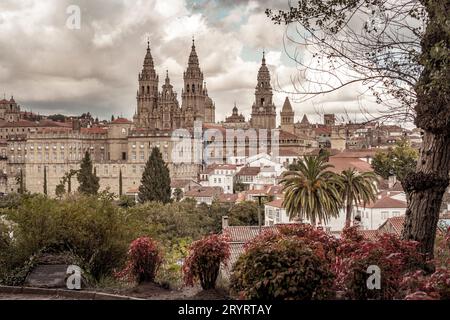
[0,0,381,124]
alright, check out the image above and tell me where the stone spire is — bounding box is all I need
[301,114,310,125]
[140,40,157,81]
[188,37,199,67]
[282,97,293,113]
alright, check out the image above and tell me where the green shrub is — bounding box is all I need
[3,194,136,282]
[230,231,335,300]
[156,238,191,289]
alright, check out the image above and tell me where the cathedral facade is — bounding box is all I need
[133,40,215,130]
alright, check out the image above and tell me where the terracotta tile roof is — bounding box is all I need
[0,120,36,128]
[314,126,331,135]
[367,195,406,209]
[266,185,284,196]
[359,229,380,241]
[184,186,223,198]
[208,164,237,171]
[217,193,238,203]
[265,198,284,209]
[170,179,194,189]
[305,148,341,156]
[279,130,301,140]
[327,157,373,173]
[331,149,377,158]
[224,226,279,243]
[236,166,261,176]
[278,149,300,157]
[381,216,405,235]
[80,127,108,134]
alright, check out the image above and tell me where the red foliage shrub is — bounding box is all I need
[333,233,422,300]
[116,237,162,284]
[182,234,230,290]
[230,230,335,300]
[400,268,450,300]
[277,224,339,262]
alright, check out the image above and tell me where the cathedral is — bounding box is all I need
[133,40,215,130]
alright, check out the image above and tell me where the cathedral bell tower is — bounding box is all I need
[250,51,276,129]
[181,38,214,127]
[134,41,159,128]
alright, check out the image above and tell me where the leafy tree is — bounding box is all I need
[281,155,343,225]
[138,147,171,204]
[266,0,450,265]
[77,151,100,195]
[119,168,123,197]
[338,169,378,227]
[371,139,418,181]
[55,182,65,199]
[47,114,66,122]
[43,166,47,196]
[229,201,259,226]
[173,188,183,202]
[233,181,246,193]
[15,170,25,195]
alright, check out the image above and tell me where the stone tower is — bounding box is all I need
[181,39,215,127]
[159,71,181,130]
[134,41,159,128]
[280,97,294,133]
[250,52,276,129]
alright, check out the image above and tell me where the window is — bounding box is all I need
[122,152,127,160]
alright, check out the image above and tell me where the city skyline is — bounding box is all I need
[0,0,385,125]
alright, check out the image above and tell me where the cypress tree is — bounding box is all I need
[43,166,47,195]
[138,147,171,204]
[119,168,123,196]
[77,151,100,195]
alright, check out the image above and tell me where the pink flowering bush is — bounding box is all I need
[183,234,230,290]
[116,237,162,284]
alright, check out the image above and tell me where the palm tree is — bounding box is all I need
[338,168,378,227]
[281,155,343,225]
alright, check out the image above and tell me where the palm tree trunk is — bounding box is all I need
[345,201,352,228]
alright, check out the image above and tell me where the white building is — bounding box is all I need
[200,164,237,194]
[358,192,407,230]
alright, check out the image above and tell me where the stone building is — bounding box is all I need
[250,52,276,130]
[223,103,247,129]
[0,96,21,122]
[133,40,215,130]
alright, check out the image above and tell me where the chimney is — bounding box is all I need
[222,216,229,230]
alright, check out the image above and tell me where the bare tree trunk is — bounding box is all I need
[402,133,450,264]
[401,0,450,268]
